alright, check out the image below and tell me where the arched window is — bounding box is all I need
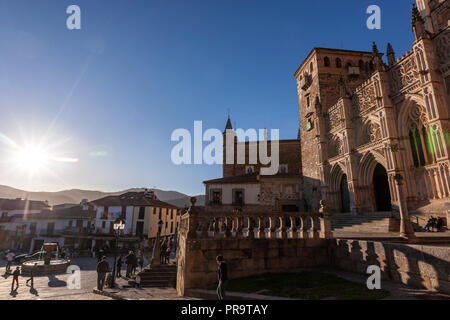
[336,58,342,68]
[324,57,330,67]
[310,62,314,73]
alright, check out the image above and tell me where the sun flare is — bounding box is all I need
[14,145,51,174]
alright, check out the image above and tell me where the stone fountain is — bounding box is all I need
[21,242,71,275]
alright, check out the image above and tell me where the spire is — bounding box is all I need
[225,116,232,130]
[371,41,386,72]
[387,43,395,66]
[411,3,428,40]
[372,42,379,56]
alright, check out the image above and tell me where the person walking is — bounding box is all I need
[11,266,20,291]
[26,263,37,289]
[160,240,167,265]
[125,251,136,278]
[116,255,123,278]
[216,255,228,300]
[96,256,110,291]
[6,250,15,273]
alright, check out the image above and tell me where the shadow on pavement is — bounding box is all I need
[47,275,66,288]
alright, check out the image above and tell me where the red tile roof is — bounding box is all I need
[90,192,178,209]
[0,198,50,211]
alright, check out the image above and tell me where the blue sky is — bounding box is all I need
[0,0,415,195]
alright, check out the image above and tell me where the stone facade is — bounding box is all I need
[296,1,450,218]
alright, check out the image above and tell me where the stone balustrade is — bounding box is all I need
[180,210,332,240]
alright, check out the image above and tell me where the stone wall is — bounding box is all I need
[330,239,450,294]
[177,237,329,295]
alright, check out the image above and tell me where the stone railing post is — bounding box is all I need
[319,200,333,239]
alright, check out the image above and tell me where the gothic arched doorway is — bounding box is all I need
[340,174,350,213]
[373,164,392,211]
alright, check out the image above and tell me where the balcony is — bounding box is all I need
[347,66,360,77]
[301,74,313,91]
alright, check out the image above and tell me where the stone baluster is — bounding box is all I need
[224,217,232,238]
[310,216,320,239]
[268,216,276,239]
[278,216,287,239]
[257,216,266,239]
[300,215,308,238]
[289,216,296,239]
[247,216,255,239]
[213,217,221,239]
[236,216,244,239]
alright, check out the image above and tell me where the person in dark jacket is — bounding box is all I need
[160,241,167,264]
[26,263,38,288]
[125,251,136,278]
[216,255,228,300]
[116,255,123,278]
[96,256,110,291]
[11,266,20,291]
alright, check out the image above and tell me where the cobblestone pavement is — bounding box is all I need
[0,257,112,300]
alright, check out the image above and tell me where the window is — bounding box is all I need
[336,58,342,68]
[159,208,162,219]
[153,207,156,214]
[306,95,310,108]
[102,221,106,229]
[138,207,145,220]
[171,209,173,219]
[68,220,73,227]
[324,57,330,67]
[101,206,109,220]
[170,222,174,234]
[233,190,244,206]
[309,62,314,73]
[47,222,55,235]
[211,190,222,205]
[136,221,144,236]
[245,165,254,174]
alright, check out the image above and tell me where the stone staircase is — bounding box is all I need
[331,212,401,233]
[130,264,177,288]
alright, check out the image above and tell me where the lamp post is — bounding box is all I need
[110,219,125,288]
[151,219,163,267]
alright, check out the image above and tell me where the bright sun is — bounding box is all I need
[14,145,50,174]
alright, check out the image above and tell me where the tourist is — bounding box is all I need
[6,250,15,273]
[436,217,444,232]
[125,250,136,278]
[165,246,171,264]
[425,216,435,232]
[160,240,167,264]
[26,263,37,288]
[11,266,20,291]
[96,256,110,291]
[216,255,228,300]
[116,255,123,277]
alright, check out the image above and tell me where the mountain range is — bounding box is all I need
[0,185,205,208]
